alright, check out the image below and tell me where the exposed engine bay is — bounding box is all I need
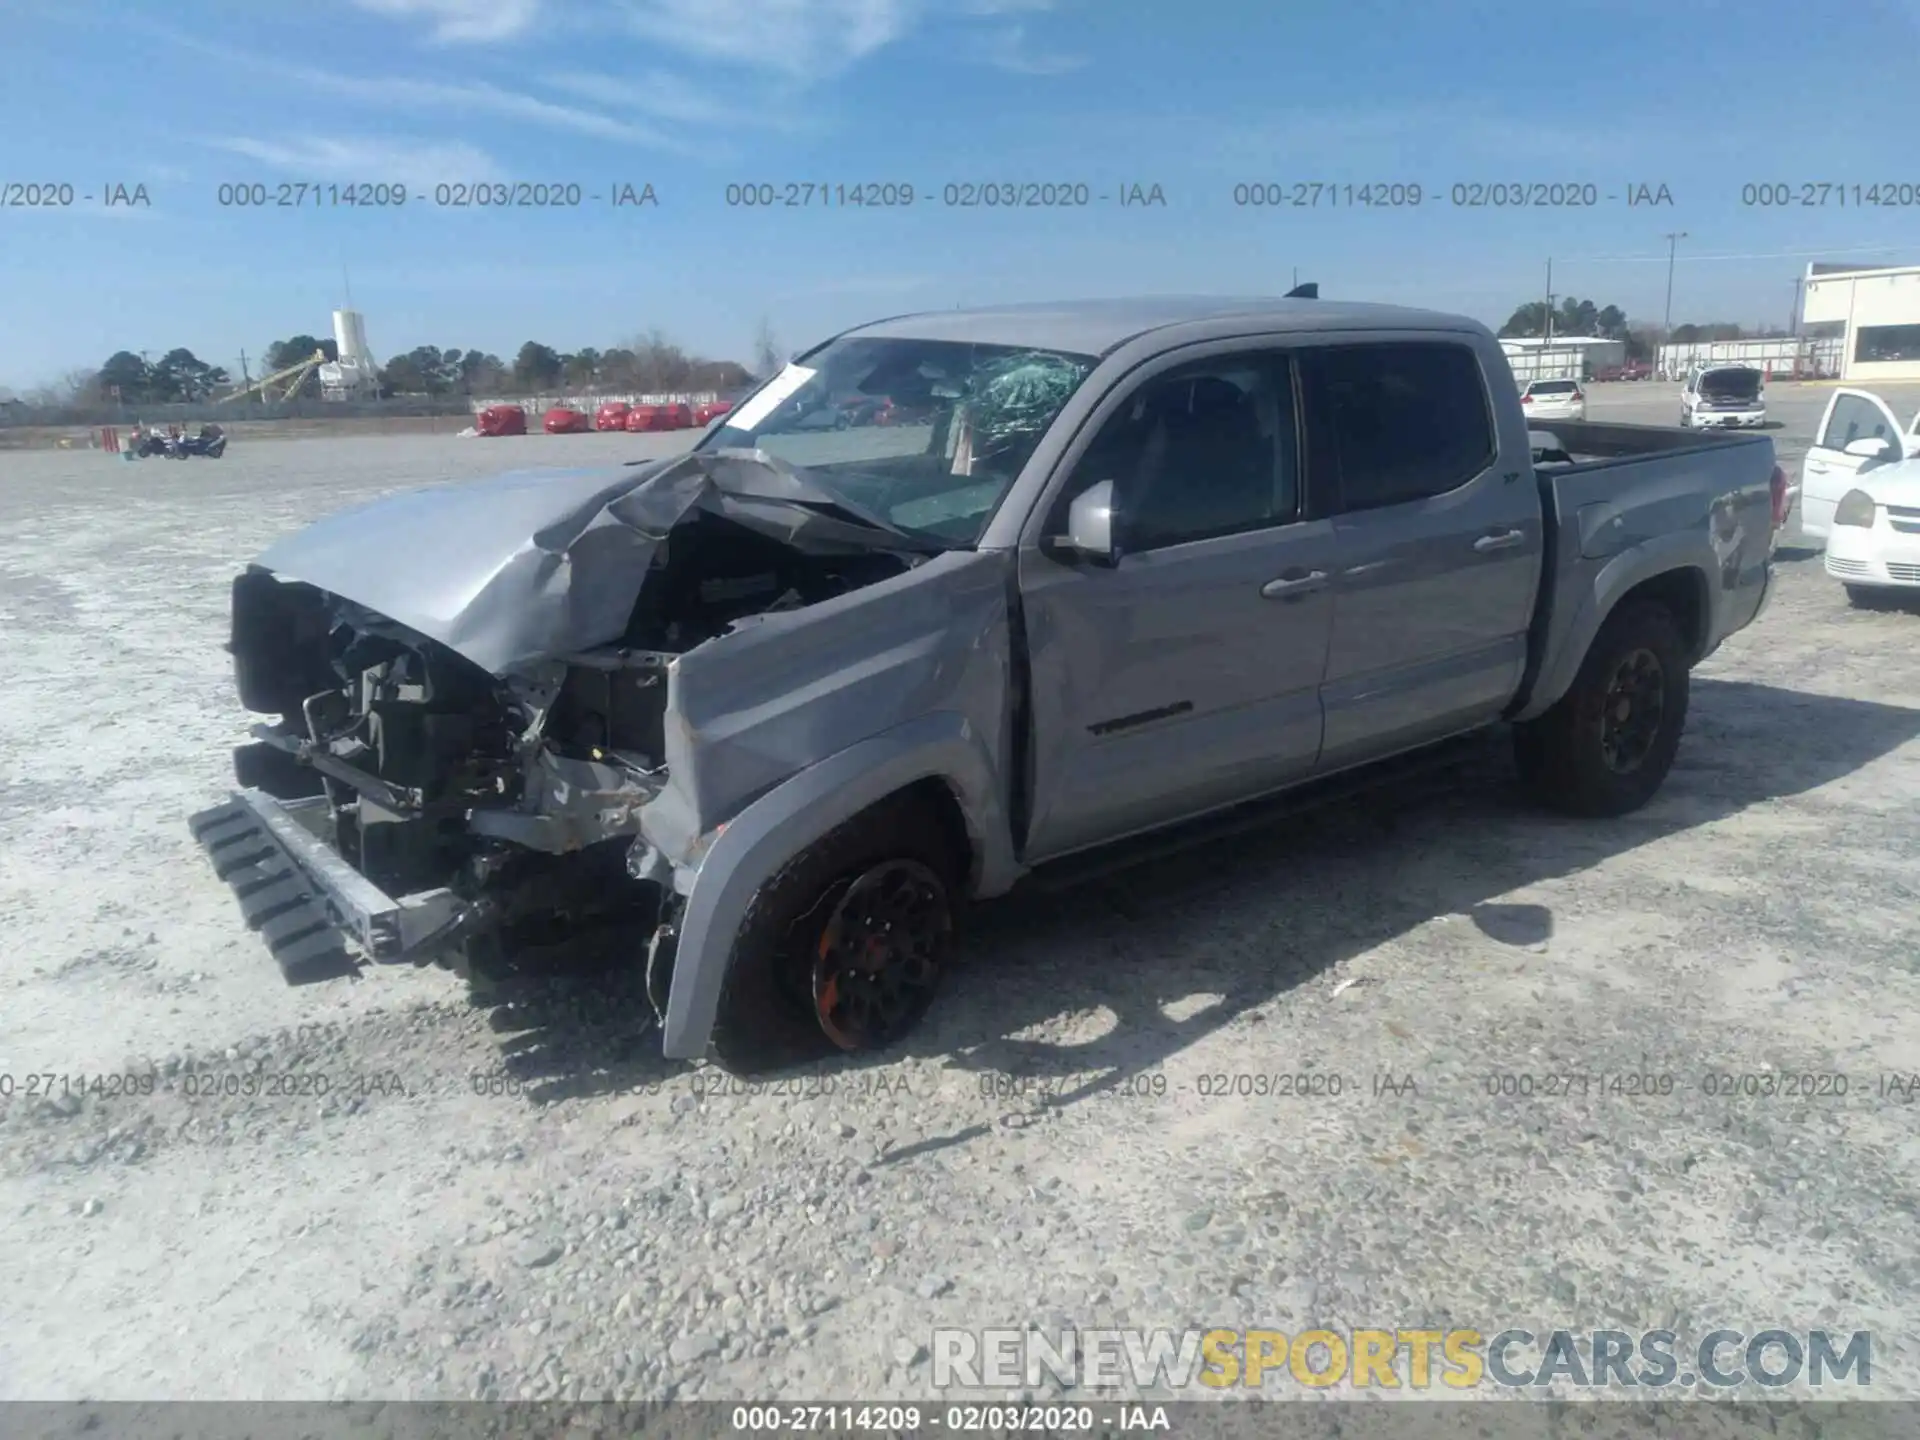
[220,495,915,980]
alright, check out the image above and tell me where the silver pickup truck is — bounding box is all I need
[190,296,1787,1072]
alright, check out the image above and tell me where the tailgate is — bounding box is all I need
[188,789,464,981]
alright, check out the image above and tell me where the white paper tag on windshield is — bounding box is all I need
[724,364,818,432]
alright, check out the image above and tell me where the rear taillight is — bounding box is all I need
[1769,464,1789,530]
[1521,394,1532,404]
[1571,389,1584,401]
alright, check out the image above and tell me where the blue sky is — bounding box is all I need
[4,0,1920,390]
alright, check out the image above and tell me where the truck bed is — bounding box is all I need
[1516,418,1779,722]
[1528,418,1772,471]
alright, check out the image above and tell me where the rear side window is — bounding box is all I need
[1306,342,1497,513]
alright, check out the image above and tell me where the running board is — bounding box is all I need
[1022,731,1496,894]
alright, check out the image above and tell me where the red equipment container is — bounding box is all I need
[692,399,734,426]
[475,404,527,437]
[543,407,590,434]
[595,401,632,431]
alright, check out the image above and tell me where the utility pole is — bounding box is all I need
[1543,258,1556,343]
[1789,276,1803,335]
[1661,231,1689,333]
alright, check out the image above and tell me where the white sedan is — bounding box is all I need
[1518,377,1586,421]
[1799,388,1920,605]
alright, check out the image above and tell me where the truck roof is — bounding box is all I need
[841,296,1485,357]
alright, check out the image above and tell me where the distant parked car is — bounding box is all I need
[475,405,527,437]
[1680,365,1766,429]
[840,395,897,426]
[692,400,734,426]
[543,407,591,434]
[595,402,632,431]
[1519,378,1586,421]
[625,402,696,433]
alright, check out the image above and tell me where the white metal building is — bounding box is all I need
[1499,336,1625,383]
[1654,336,1842,381]
[1800,262,1920,382]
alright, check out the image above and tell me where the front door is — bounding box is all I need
[1801,389,1917,539]
[1017,349,1334,861]
[1302,339,1544,769]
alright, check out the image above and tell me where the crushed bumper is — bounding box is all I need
[187,788,465,981]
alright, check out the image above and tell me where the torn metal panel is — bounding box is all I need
[468,749,665,854]
[642,548,1017,865]
[252,448,933,677]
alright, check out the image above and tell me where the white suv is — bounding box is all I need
[1680,365,1766,428]
[1519,377,1586,420]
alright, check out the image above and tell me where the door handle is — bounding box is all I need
[1260,570,1327,599]
[1473,529,1525,552]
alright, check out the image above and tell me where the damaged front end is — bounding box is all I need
[188,448,927,995]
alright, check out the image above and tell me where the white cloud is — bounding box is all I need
[210,136,506,190]
[544,69,761,128]
[169,37,696,151]
[610,0,914,80]
[349,0,542,43]
[295,66,680,146]
[976,22,1083,75]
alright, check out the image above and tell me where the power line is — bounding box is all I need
[1566,242,1910,265]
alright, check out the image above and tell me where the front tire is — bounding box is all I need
[1845,583,1886,610]
[710,791,962,1074]
[1514,600,1690,817]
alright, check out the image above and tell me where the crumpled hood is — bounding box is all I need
[254,448,926,676]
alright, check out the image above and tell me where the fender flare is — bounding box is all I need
[659,711,1019,1060]
[1513,534,1712,723]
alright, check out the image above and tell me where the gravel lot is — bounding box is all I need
[2,385,1918,1404]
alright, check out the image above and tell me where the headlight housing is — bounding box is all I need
[1834,489,1877,528]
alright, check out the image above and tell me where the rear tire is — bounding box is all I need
[1514,600,1690,818]
[710,791,962,1075]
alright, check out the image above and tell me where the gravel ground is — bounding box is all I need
[1,389,1918,1405]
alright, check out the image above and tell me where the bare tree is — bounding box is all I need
[753,317,784,379]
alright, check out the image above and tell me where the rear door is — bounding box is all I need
[1303,338,1543,770]
[1801,389,1912,538]
[1017,347,1334,860]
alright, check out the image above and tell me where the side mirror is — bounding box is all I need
[1844,436,1895,461]
[1043,479,1120,567]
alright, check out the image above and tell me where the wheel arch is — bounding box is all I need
[1514,546,1712,723]
[658,711,1016,1060]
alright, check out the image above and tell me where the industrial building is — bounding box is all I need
[1499,336,1625,382]
[1654,335,1842,381]
[319,309,379,400]
[1799,261,1920,382]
